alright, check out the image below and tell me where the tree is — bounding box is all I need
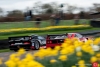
[0,8,3,17]
[33,1,43,15]
[41,3,53,14]
[50,2,60,13]
[32,2,60,14]
[46,8,53,14]
[41,2,60,14]
[89,3,100,13]
[79,7,85,12]
[93,3,100,12]
[0,8,3,13]
[79,11,85,19]
[7,10,24,17]
[66,4,78,14]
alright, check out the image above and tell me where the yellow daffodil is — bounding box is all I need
[9,53,18,61]
[0,58,3,65]
[25,53,34,60]
[51,50,58,56]
[27,60,44,67]
[79,65,86,67]
[60,49,69,55]
[58,55,67,61]
[97,58,100,61]
[90,56,97,63]
[5,60,17,67]
[98,64,100,67]
[76,51,82,57]
[78,60,85,64]
[78,60,86,67]
[88,50,95,55]
[17,48,26,55]
[0,25,90,33]
[93,38,100,45]
[4,36,100,67]
[50,59,57,63]
[87,39,93,44]
[96,53,100,58]
[74,41,81,48]
[72,66,76,67]
[17,64,26,67]
[54,46,61,51]
[13,57,20,62]
[61,43,69,48]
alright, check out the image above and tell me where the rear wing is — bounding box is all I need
[8,36,31,40]
[46,34,67,40]
[47,34,67,36]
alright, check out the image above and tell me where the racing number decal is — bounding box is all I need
[31,40,35,46]
[32,43,34,46]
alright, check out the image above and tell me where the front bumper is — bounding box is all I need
[46,43,61,48]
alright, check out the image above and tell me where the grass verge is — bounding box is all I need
[0,28,99,40]
[0,49,10,53]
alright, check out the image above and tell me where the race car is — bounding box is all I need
[8,34,46,51]
[46,34,66,48]
[46,33,90,48]
[67,33,89,42]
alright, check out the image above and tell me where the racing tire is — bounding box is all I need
[51,47,55,49]
[25,49,30,51]
[14,49,18,52]
[34,41,40,50]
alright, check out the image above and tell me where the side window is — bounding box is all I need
[38,36,45,39]
[19,38,24,40]
[25,37,30,40]
[32,36,38,39]
[76,34,82,38]
[75,34,77,37]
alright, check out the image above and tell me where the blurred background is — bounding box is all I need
[0,0,100,28]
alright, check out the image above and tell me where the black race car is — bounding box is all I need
[8,34,46,51]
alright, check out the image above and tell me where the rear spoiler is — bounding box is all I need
[46,34,68,40]
[47,34,67,36]
[8,36,31,40]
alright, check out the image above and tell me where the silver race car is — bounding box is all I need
[8,34,46,51]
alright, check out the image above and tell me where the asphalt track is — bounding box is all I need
[0,50,38,66]
[0,31,100,66]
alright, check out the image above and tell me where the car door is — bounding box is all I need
[38,36,46,45]
[31,36,38,46]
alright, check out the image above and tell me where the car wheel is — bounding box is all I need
[14,49,18,52]
[51,47,55,49]
[34,41,40,50]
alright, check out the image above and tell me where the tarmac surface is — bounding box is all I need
[0,50,38,67]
